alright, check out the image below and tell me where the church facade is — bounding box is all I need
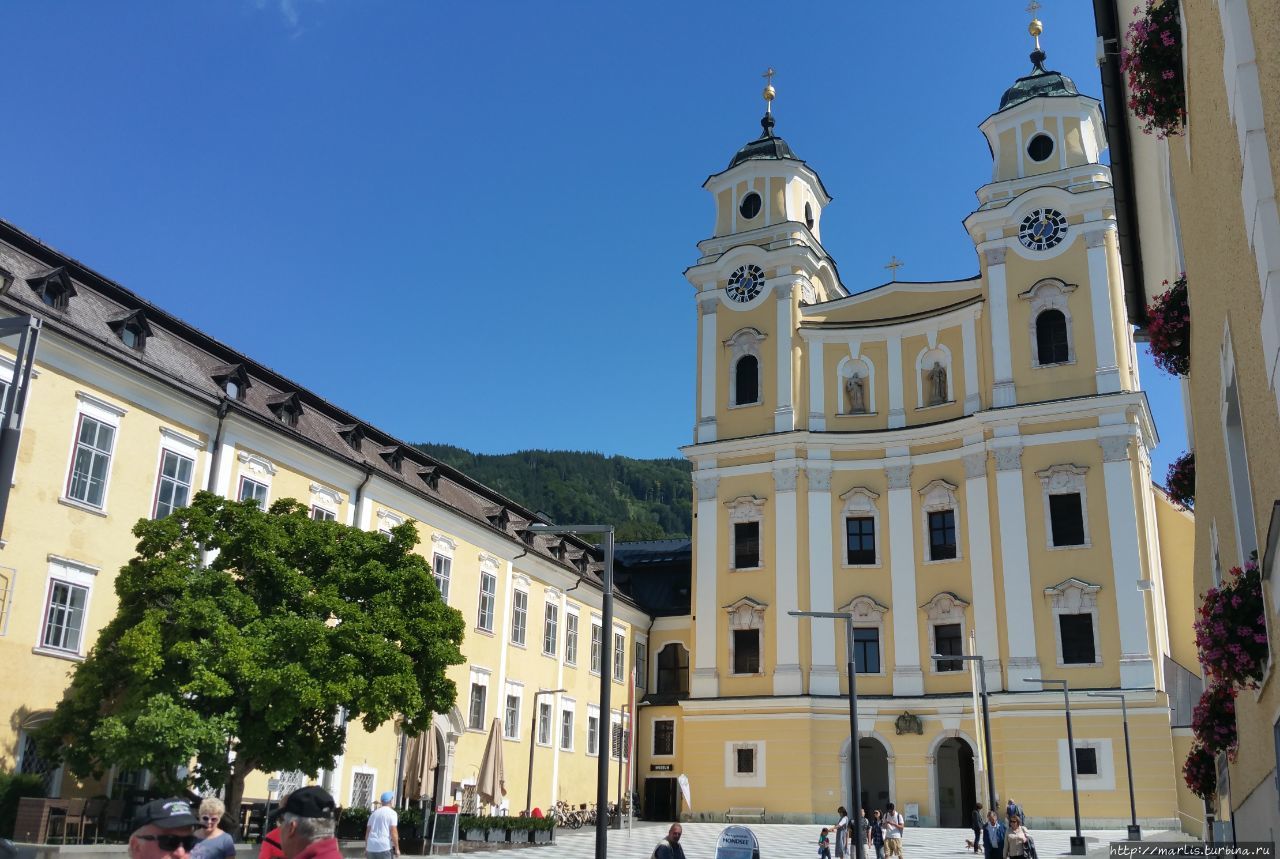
[634,42,1201,828]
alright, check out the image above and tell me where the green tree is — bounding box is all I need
[37,492,465,812]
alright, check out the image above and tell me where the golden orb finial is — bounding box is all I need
[1026,1,1043,50]
[762,67,776,113]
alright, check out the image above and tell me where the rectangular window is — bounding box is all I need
[590,623,602,674]
[559,705,574,751]
[468,683,486,731]
[635,641,647,690]
[611,717,624,759]
[565,611,579,665]
[732,629,761,675]
[1059,614,1097,664]
[537,701,552,746]
[653,720,674,756]
[613,631,625,682]
[238,476,268,508]
[432,554,452,603]
[153,450,194,519]
[735,747,755,775]
[733,521,761,569]
[853,627,881,674]
[928,510,958,560]
[503,692,520,740]
[67,415,116,508]
[511,590,527,645]
[1049,493,1086,547]
[42,579,89,653]
[477,572,496,632]
[845,517,876,565]
[934,623,963,671]
[587,707,600,756]
[351,772,375,810]
[543,604,559,656]
[310,506,335,522]
[1075,746,1099,776]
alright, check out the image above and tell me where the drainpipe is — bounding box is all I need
[206,398,231,493]
[351,465,374,528]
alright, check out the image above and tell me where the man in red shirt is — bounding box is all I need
[259,793,292,859]
[278,788,340,859]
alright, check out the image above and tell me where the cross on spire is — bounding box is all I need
[885,256,904,281]
[1026,0,1044,51]
[762,67,776,114]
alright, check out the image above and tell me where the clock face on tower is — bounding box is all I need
[1018,208,1068,251]
[726,264,765,303]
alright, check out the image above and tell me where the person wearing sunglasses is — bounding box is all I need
[278,787,340,859]
[192,798,236,859]
[128,798,199,859]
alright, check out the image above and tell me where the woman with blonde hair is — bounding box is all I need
[192,798,236,859]
[1001,816,1035,859]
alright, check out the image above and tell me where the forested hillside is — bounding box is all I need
[415,444,693,541]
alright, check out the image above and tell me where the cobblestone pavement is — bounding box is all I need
[457,820,1153,858]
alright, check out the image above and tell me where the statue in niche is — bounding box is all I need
[844,371,867,414]
[927,361,948,405]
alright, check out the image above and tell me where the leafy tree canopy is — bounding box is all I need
[37,492,465,810]
[416,445,691,541]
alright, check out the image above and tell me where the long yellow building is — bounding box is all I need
[632,35,1200,829]
[0,224,649,817]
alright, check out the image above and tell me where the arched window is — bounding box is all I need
[734,355,760,406]
[656,643,689,695]
[1036,309,1070,365]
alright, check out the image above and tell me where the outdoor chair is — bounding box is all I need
[80,798,109,843]
[102,799,128,842]
[56,799,87,844]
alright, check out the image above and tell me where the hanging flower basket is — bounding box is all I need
[1194,561,1268,688]
[1183,743,1217,800]
[1146,275,1190,376]
[1191,682,1238,758]
[1121,0,1186,137]
[1164,451,1195,510]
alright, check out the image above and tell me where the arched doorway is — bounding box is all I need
[839,736,895,815]
[934,737,976,828]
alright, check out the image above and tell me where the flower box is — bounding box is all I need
[485,827,507,842]
[1146,275,1189,377]
[1165,451,1194,510]
[1192,682,1238,758]
[1121,0,1186,138]
[1194,561,1266,688]
[1183,743,1216,800]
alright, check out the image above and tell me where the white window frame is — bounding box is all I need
[467,666,490,731]
[724,741,766,788]
[726,495,767,571]
[841,595,889,677]
[725,327,766,409]
[1044,578,1103,668]
[35,557,98,660]
[375,508,403,537]
[612,628,626,683]
[511,587,528,647]
[558,698,575,751]
[503,681,523,741]
[840,486,882,568]
[1020,278,1078,368]
[238,476,269,508]
[308,482,342,522]
[477,571,497,633]
[564,607,580,666]
[920,479,962,563]
[725,597,767,677]
[349,765,378,810]
[922,591,970,674]
[543,598,559,657]
[586,704,601,757]
[1037,464,1092,549]
[234,451,275,509]
[635,638,648,690]
[536,699,554,748]
[835,354,877,416]
[652,718,676,758]
[1057,738,1114,791]
[63,393,125,512]
[310,506,336,522]
[152,427,201,520]
[590,618,602,675]
[1221,328,1259,565]
[431,534,456,604]
[914,342,954,409]
[153,447,195,520]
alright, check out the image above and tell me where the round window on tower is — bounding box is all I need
[804,202,814,231]
[1027,134,1055,163]
[739,192,762,220]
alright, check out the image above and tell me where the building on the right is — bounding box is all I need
[1094,0,1280,842]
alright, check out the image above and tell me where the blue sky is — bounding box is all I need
[0,1,1187,478]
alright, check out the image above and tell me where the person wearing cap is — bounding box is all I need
[259,792,293,859]
[129,798,199,859]
[365,792,399,859]
[278,787,340,859]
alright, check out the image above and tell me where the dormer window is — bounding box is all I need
[338,424,365,452]
[418,465,440,490]
[486,506,511,530]
[108,311,153,352]
[267,392,303,427]
[27,268,77,311]
[378,445,405,473]
[211,364,251,401]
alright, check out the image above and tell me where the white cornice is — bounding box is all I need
[702,158,830,204]
[798,298,983,339]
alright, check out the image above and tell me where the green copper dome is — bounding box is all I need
[999,50,1080,111]
[729,113,797,168]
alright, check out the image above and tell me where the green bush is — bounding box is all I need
[0,772,46,838]
[456,815,553,835]
[397,806,424,834]
[336,805,370,840]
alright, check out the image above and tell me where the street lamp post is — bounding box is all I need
[529,523,615,859]
[1025,678,1085,855]
[932,653,996,811]
[526,688,567,816]
[791,610,865,859]
[1087,691,1147,841]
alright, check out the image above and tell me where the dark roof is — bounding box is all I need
[999,50,1080,111]
[728,113,797,168]
[0,218,640,611]
[614,539,691,617]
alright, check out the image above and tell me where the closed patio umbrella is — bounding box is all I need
[401,727,434,802]
[475,718,505,807]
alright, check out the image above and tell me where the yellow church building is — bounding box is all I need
[633,33,1201,829]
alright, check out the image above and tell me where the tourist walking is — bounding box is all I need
[654,823,686,859]
[868,810,885,859]
[1004,799,1023,826]
[982,810,1006,859]
[833,806,850,858]
[365,792,399,859]
[967,803,984,853]
[278,787,340,859]
[883,803,905,858]
[128,798,199,859]
[1002,817,1034,859]
[192,799,236,859]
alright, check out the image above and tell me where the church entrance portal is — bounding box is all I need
[839,737,892,814]
[935,737,976,828]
